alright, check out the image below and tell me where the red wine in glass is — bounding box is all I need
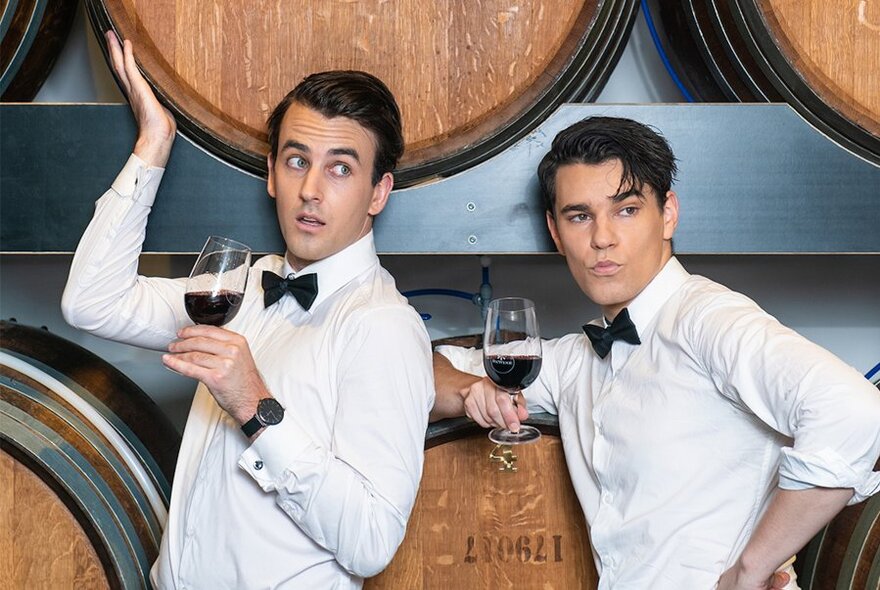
[484,355,542,390]
[184,290,244,326]
[185,236,251,326]
[483,297,542,444]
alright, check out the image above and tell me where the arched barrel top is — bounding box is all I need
[84,0,638,185]
[0,0,78,100]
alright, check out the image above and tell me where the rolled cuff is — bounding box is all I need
[778,446,880,505]
[435,344,484,376]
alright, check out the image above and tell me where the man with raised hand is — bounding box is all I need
[63,32,433,589]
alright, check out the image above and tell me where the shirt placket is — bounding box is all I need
[589,359,622,580]
[178,427,224,588]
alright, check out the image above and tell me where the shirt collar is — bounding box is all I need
[622,256,690,335]
[279,231,379,312]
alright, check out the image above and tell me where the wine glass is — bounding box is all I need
[483,297,542,444]
[184,236,251,326]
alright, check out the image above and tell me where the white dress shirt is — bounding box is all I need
[438,257,880,590]
[62,155,435,589]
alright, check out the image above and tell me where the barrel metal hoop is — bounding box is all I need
[797,524,827,590]
[0,371,165,546]
[866,540,880,590]
[0,350,168,525]
[1,347,172,504]
[1,402,151,589]
[0,0,44,92]
[836,493,880,590]
[729,0,880,165]
[0,0,22,39]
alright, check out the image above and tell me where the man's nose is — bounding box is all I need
[591,217,616,250]
[300,168,322,202]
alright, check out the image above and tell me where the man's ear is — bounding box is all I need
[662,191,679,240]
[547,211,565,255]
[267,153,276,199]
[368,172,394,216]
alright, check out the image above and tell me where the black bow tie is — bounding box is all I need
[262,271,319,310]
[582,308,641,359]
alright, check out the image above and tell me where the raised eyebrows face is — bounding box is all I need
[546,160,679,320]
[267,102,393,271]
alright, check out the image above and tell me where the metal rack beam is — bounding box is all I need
[2,103,878,254]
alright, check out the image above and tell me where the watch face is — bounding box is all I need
[257,398,285,426]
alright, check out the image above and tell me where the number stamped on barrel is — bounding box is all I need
[464,534,563,563]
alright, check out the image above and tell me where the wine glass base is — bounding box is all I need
[488,425,541,445]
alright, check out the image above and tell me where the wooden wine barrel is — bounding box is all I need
[728,0,880,165]
[0,0,77,100]
[366,415,597,590]
[0,320,180,589]
[645,1,880,164]
[83,0,638,186]
[795,456,880,590]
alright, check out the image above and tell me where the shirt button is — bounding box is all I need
[602,491,613,503]
[254,460,264,470]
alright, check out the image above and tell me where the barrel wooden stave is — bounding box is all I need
[366,419,598,589]
[753,0,880,138]
[0,445,111,590]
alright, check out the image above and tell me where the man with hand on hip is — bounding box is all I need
[62,32,434,589]
[431,116,880,590]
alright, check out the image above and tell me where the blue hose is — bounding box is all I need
[640,0,696,103]
[402,257,493,322]
[401,289,476,302]
[401,289,480,321]
[866,361,880,381]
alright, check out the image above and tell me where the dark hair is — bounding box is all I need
[537,116,678,216]
[267,70,404,185]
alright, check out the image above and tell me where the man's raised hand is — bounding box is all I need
[105,30,176,167]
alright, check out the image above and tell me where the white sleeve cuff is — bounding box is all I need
[778,446,880,505]
[110,153,165,204]
[238,412,318,493]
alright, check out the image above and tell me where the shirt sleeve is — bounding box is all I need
[433,340,561,415]
[689,288,880,505]
[61,154,189,350]
[238,304,434,577]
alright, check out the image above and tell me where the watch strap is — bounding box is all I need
[241,415,263,437]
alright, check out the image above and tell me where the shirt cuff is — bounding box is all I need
[778,446,880,505]
[238,411,317,492]
[110,153,165,204]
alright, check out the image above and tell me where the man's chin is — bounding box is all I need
[581,287,629,310]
